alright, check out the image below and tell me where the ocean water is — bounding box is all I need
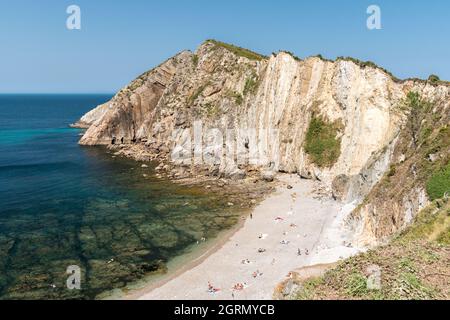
[0,95,241,299]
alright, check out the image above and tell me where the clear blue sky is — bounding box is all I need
[1,0,449,93]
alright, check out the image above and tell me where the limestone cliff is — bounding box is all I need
[77,40,450,245]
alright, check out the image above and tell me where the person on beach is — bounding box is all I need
[233,283,244,291]
[297,248,302,256]
[208,281,220,293]
[252,270,263,278]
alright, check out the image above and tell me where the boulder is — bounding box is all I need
[262,171,275,182]
[331,174,350,201]
[228,169,246,180]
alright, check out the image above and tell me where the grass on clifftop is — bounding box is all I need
[304,114,342,168]
[292,199,450,300]
[206,40,267,61]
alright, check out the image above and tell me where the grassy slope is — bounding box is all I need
[206,39,267,61]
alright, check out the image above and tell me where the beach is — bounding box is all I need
[131,174,363,300]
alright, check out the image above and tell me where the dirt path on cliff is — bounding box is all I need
[129,174,363,300]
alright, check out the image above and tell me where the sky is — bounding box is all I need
[0,0,449,93]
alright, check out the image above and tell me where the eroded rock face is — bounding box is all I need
[70,102,111,128]
[76,40,450,244]
[79,42,404,185]
[347,86,450,246]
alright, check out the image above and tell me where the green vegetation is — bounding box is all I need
[397,92,450,201]
[233,92,243,105]
[206,39,267,61]
[387,164,396,177]
[188,84,207,106]
[225,90,244,105]
[401,92,432,147]
[291,91,449,300]
[375,93,448,202]
[426,162,450,201]
[192,54,199,67]
[127,78,144,91]
[311,54,333,62]
[234,93,243,105]
[400,198,450,244]
[344,272,370,297]
[294,277,324,300]
[304,114,342,168]
[243,75,259,96]
[204,103,219,117]
[428,74,440,84]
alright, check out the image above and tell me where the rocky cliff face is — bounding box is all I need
[348,85,450,246]
[77,40,450,245]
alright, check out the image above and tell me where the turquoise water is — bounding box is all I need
[0,95,241,299]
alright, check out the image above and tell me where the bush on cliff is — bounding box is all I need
[426,162,450,201]
[304,114,342,168]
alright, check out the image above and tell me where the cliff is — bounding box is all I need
[76,40,450,245]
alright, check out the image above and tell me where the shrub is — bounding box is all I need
[426,162,450,200]
[243,76,259,96]
[344,272,369,297]
[192,55,199,67]
[387,164,396,177]
[304,114,342,168]
[428,74,440,83]
[402,91,432,147]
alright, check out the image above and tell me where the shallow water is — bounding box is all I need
[0,95,241,299]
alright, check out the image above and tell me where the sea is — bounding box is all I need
[0,94,241,299]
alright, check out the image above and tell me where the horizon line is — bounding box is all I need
[0,92,115,95]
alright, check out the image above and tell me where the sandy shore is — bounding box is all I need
[131,174,363,300]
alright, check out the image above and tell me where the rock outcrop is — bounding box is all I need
[76,40,450,245]
[71,102,111,128]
